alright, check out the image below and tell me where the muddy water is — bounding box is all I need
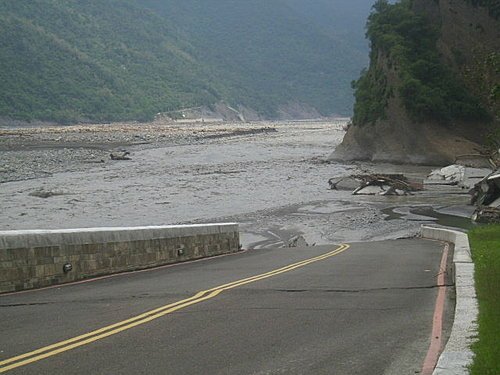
[0,120,473,248]
[382,206,477,231]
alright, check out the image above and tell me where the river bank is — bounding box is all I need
[0,120,474,248]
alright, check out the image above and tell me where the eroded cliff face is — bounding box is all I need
[332,0,499,165]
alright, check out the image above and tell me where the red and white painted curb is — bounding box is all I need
[421,225,478,375]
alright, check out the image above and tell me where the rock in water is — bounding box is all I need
[110,151,131,160]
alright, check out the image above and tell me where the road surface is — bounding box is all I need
[0,239,452,374]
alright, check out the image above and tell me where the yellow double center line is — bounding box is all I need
[0,244,350,373]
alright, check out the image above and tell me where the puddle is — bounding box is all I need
[382,206,478,231]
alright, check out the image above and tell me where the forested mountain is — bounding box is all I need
[285,0,373,52]
[332,0,500,165]
[0,0,373,124]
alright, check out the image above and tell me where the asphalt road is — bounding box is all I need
[0,239,452,375]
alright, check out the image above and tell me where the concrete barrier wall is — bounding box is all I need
[421,225,478,375]
[0,224,239,293]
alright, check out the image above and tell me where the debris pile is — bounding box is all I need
[424,164,492,189]
[470,169,500,223]
[329,174,421,196]
[473,207,500,223]
[425,165,465,185]
[421,160,498,222]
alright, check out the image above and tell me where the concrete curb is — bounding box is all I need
[421,225,478,375]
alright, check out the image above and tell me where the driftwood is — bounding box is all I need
[354,174,410,188]
[29,189,66,198]
[352,174,421,195]
[329,173,421,196]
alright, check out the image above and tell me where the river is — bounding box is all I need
[0,120,474,247]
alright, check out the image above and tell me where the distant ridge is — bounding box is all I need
[0,0,373,124]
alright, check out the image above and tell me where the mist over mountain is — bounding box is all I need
[0,0,373,124]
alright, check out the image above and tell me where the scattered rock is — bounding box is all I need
[288,235,308,247]
[110,151,131,160]
[29,188,66,198]
[328,176,359,190]
[0,121,292,184]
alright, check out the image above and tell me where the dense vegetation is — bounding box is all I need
[469,225,500,375]
[0,0,218,123]
[467,0,500,19]
[352,0,491,126]
[0,0,372,124]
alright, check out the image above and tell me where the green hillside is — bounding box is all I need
[352,0,492,126]
[286,0,372,52]
[0,0,373,123]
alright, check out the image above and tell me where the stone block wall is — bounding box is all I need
[0,224,239,293]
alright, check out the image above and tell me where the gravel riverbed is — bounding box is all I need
[0,119,474,248]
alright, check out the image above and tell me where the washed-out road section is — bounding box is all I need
[0,238,451,375]
[0,120,473,248]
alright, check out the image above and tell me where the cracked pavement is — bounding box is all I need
[0,239,453,374]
